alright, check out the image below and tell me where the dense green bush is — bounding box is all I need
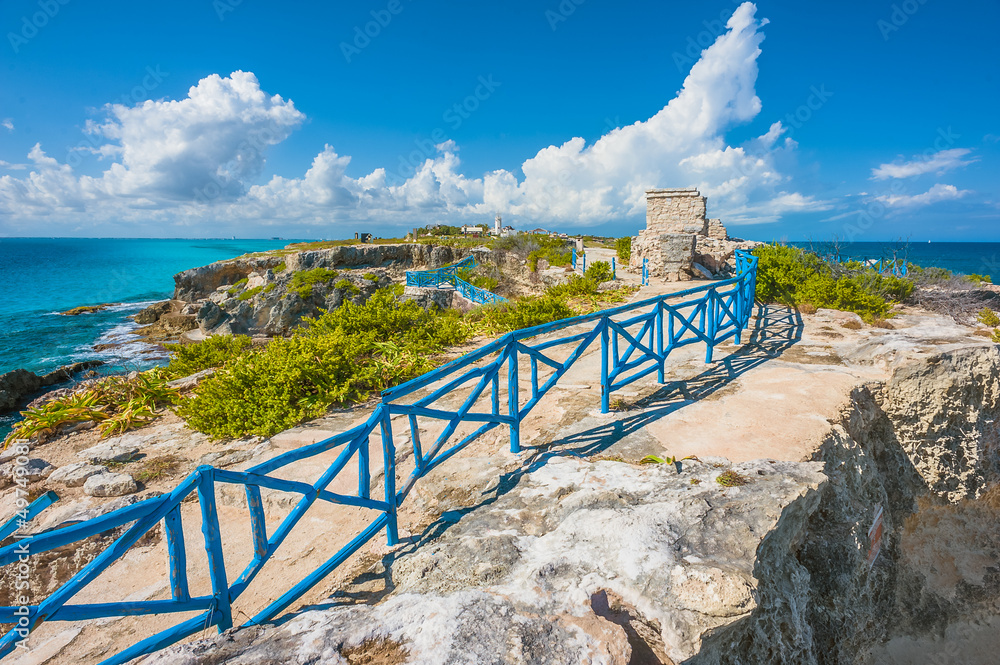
[468,296,574,335]
[165,335,254,378]
[289,268,340,298]
[616,236,632,263]
[752,244,914,321]
[177,290,470,438]
[585,260,613,283]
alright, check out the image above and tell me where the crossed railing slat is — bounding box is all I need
[0,250,757,664]
[405,255,507,305]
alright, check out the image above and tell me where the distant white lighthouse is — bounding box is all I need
[494,213,502,235]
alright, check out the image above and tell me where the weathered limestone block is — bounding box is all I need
[49,462,106,487]
[631,232,696,281]
[83,472,137,497]
[707,218,728,240]
[645,188,708,235]
[77,442,140,464]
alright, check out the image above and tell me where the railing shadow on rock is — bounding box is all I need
[405,255,506,305]
[0,250,758,665]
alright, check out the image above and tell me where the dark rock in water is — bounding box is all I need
[0,369,43,411]
[60,304,114,316]
[0,360,104,412]
[133,301,172,324]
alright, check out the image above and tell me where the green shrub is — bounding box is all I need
[274,261,286,273]
[177,290,471,438]
[227,277,249,295]
[752,244,913,321]
[616,236,632,263]
[237,285,264,301]
[977,308,1000,327]
[967,273,993,285]
[165,335,254,378]
[585,260,613,283]
[289,268,340,298]
[335,278,360,294]
[468,296,574,335]
[362,272,379,281]
[456,266,499,292]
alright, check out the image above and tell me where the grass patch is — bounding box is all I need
[289,268,340,299]
[840,319,863,330]
[134,455,184,484]
[362,272,379,281]
[716,470,750,487]
[237,285,264,301]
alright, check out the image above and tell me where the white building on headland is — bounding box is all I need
[490,213,517,237]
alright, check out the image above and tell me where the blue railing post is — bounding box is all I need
[507,342,520,453]
[572,246,577,268]
[655,302,665,383]
[358,431,370,500]
[581,252,586,276]
[705,288,717,364]
[196,467,233,632]
[642,258,648,286]
[380,410,398,546]
[612,257,616,281]
[600,318,610,413]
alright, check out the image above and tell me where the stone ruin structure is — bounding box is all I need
[629,187,753,281]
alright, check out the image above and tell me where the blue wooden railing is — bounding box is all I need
[0,249,758,664]
[405,255,506,305]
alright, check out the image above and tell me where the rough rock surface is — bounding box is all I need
[48,462,107,487]
[77,442,140,464]
[878,345,1000,501]
[149,457,827,664]
[0,361,103,413]
[83,472,137,497]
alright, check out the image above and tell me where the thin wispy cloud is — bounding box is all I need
[875,183,971,208]
[871,148,974,180]
[1,119,12,132]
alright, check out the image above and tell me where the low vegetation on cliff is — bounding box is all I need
[176,277,637,438]
[752,244,914,321]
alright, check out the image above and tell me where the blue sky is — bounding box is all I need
[0,0,997,241]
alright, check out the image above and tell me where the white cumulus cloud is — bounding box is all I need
[0,2,826,232]
[875,183,971,208]
[871,148,974,180]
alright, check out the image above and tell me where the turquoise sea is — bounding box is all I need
[790,241,1000,281]
[0,238,296,433]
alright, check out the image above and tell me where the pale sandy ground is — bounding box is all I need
[3,259,990,665]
